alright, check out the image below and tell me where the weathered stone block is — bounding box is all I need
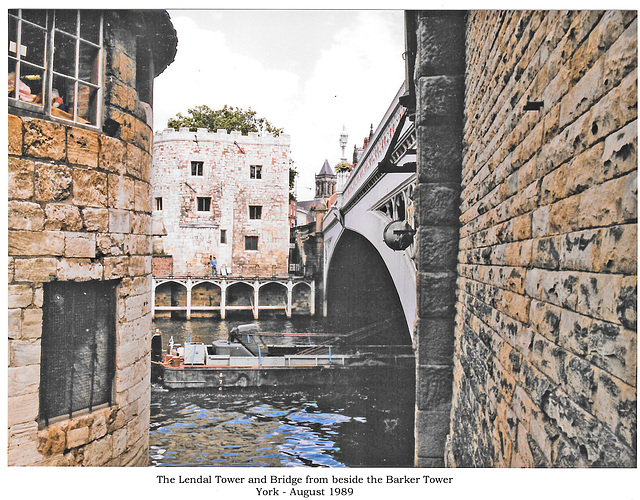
[8,201,45,231]
[65,233,96,258]
[8,230,65,257]
[37,424,67,456]
[99,135,127,174]
[73,169,108,207]
[415,317,455,364]
[66,426,90,449]
[8,113,23,155]
[107,173,135,210]
[21,308,43,340]
[7,391,39,427]
[44,204,83,231]
[56,258,103,281]
[417,271,458,318]
[415,410,453,458]
[35,162,72,202]
[67,126,99,168]
[10,339,41,367]
[8,284,33,309]
[8,365,40,397]
[82,208,110,232]
[109,209,131,234]
[416,226,459,272]
[415,12,466,78]
[8,157,34,200]
[13,257,57,283]
[22,118,66,161]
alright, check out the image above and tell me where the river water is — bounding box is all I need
[149,316,415,467]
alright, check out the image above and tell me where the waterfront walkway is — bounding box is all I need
[152,275,315,319]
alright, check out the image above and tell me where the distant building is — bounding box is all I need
[151,128,291,277]
[315,159,337,199]
[8,9,177,466]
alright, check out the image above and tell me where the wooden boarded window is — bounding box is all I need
[40,280,118,425]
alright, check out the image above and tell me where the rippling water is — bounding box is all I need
[150,317,415,467]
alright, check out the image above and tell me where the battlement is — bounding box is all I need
[154,127,291,146]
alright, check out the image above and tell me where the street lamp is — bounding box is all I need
[339,125,348,162]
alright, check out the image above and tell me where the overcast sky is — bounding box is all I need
[152,9,405,199]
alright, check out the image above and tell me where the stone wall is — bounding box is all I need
[411,11,466,467]
[152,128,291,277]
[7,11,176,466]
[447,11,637,466]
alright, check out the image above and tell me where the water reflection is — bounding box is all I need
[150,316,415,467]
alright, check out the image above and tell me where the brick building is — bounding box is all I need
[8,9,177,465]
[405,11,637,466]
[151,128,291,277]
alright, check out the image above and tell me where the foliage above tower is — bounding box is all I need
[167,104,283,136]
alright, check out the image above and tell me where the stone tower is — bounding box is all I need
[315,159,336,199]
[8,9,177,466]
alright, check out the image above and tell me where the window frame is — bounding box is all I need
[220,229,227,244]
[250,165,262,179]
[249,205,262,220]
[8,9,105,129]
[191,161,204,176]
[197,196,211,212]
[245,235,259,251]
[39,279,118,426]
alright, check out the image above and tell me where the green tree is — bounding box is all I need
[167,104,283,136]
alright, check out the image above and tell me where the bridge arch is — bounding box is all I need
[325,229,411,345]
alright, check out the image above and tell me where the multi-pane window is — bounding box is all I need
[8,10,104,127]
[245,236,259,251]
[249,205,262,220]
[197,197,211,212]
[250,165,262,179]
[220,229,227,244]
[40,280,117,424]
[191,161,203,176]
[155,197,163,211]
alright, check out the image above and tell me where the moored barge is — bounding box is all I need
[152,324,414,389]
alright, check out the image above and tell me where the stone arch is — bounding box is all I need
[190,281,221,308]
[325,229,411,345]
[258,282,288,308]
[226,282,253,307]
[154,280,186,308]
[292,281,313,315]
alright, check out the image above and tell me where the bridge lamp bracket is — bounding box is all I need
[383,220,416,251]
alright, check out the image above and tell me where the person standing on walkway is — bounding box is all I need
[210,255,217,276]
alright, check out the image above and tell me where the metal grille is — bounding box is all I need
[40,280,117,424]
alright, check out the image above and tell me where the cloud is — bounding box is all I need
[153,10,404,199]
[153,14,301,132]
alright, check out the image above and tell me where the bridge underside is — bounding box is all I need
[325,230,411,345]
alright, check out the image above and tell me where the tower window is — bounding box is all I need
[220,229,227,244]
[245,236,258,251]
[197,197,211,211]
[191,161,203,176]
[249,205,262,220]
[155,197,163,211]
[250,165,262,179]
[8,9,104,127]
